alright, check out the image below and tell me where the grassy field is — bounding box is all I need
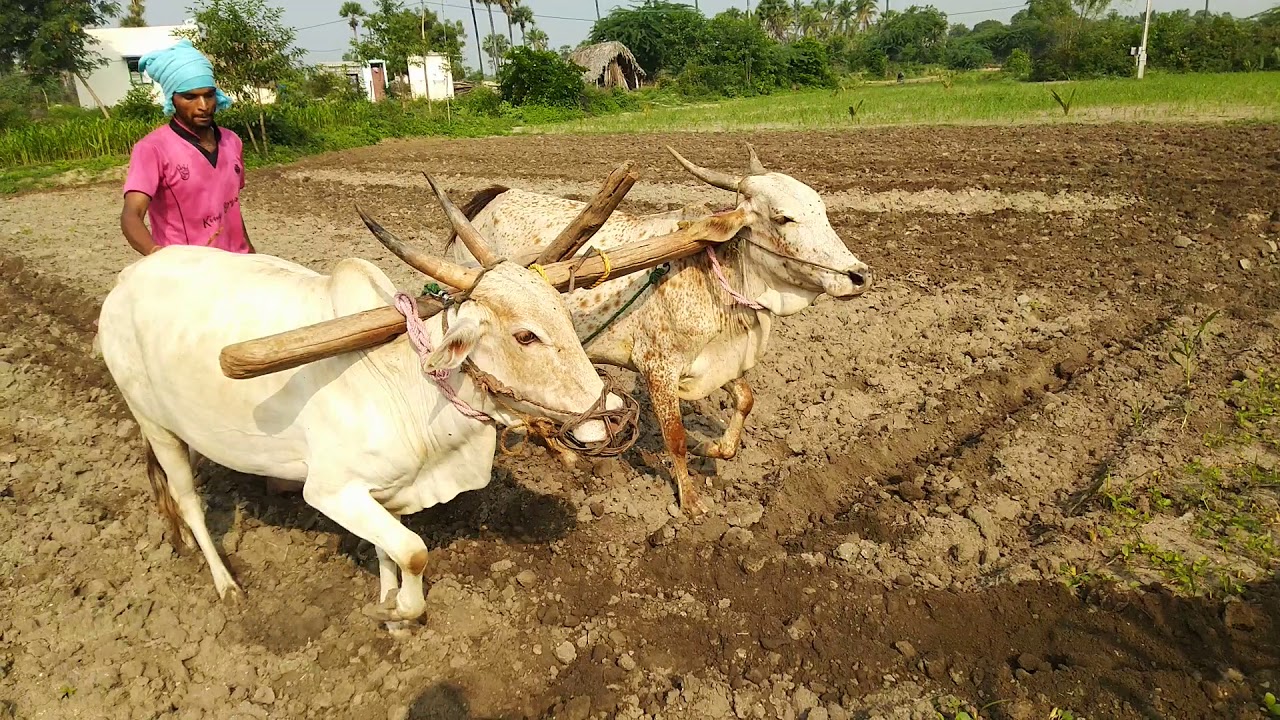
[528,71,1280,134]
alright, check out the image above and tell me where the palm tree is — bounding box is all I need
[496,0,519,46]
[854,0,877,31]
[119,0,146,27]
[468,0,485,76]
[835,0,856,35]
[479,0,501,72]
[755,0,793,41]
[339,2,365,44]
[797,3,824,36]
[526,27,549,51]
[510,4,535,45]
[482,33,511,74]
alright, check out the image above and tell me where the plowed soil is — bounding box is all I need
[2,123,1280,720]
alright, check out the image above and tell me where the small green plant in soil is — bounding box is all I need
[1168,309,1221,391]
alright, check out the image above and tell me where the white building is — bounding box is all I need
[407,54,454,101]
[74,23,276,111]
[317,55,453,103]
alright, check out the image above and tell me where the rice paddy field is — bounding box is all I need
[531,71,1280,134]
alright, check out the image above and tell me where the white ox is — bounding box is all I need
[449,145,872,513]
[96,181,623,623]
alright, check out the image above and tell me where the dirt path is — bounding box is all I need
[2,124,1279,720]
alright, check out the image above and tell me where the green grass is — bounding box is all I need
[529,71,1280,134]
[0,155,126,195]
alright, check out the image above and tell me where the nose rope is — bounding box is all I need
[705,246,766,310]
[394,293,494,423]
[395,292,640,458]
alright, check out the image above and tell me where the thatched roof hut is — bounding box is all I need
[569,41,646,91]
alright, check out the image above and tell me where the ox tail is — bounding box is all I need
[144,439,188,551]
[444,185,510,255]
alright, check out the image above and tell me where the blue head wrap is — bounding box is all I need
[138,39,233,116]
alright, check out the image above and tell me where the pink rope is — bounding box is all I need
[705,247,765,310]
[393,293,493,422]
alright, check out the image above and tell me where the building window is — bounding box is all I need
[124,56,146,85]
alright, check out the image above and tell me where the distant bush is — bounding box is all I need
[113,85,164,124]
[498,46,587,108]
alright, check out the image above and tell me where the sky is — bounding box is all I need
[126,0,1276,71]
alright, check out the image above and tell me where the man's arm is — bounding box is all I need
[241,215,256,253]
[121,191,159,256]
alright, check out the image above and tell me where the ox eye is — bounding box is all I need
[514,330,540,346]
[773,214,795,225]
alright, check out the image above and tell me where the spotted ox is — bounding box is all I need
[95,178,627,624]
[448,145,872,514]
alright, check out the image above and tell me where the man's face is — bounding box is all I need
[172,87,217,129]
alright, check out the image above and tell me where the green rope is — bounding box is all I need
[581,264,669,345]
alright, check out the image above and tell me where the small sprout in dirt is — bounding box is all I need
[1060,562,1094,589]
[1050,709,1077,720]
[1264,691,1280,717]
[1049,87,1077,116]
[58,685,76,700]
[1129,399,1151,432]
[1228,367,1279,448]
[1167,309,1221,391]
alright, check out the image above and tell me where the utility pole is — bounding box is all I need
[595,1,601,19]
[1136,0,1153,79]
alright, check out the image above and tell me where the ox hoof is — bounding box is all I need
[678,485,711,517]
[692,441,737,460]
[361,597,425,626]
[217,582,244,604]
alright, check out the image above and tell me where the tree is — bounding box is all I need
[854,0,878,31]
[339,1,365,43]
[176,0,303,154]
[590,0,708,76]
[120,0,146,27]
[510,3,535,44]
[755,0,793,41]
[497,45,584,106]
[482,32,510,74]
[479,0,501,73]
[348,0,465,81]
[467,1,484,76]
[526,27,549,51]
[0,0,121,118]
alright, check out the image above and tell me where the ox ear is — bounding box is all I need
[424,316,485,372]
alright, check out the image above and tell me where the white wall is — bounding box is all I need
[75,25,190,110]
[407,54,454,100]
[75,24,277,111]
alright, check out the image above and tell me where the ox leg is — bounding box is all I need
[142,425,241,600]
[693,378,755,460]
[642,370,710,516]
[302,483,429,623]
[376,545,400,603]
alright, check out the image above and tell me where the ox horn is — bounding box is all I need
[422,172,503,270]
[746,143,767,175]
[355,205,482,292]
[666,146,742,193]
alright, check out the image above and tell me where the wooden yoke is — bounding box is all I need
[218,210,751,381]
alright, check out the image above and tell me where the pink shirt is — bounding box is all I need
[123,120,249,253]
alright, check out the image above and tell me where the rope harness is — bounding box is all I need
[393,291,640,459]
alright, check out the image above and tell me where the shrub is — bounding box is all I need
[784,38,837,88]
[114,84,164,123]
[1003,48,1032,78]
[498,46,586,108]
[455,85,503,117]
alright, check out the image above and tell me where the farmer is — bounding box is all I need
[120,39,256,256]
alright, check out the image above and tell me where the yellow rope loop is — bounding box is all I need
[528,263,551,285]
[589,249,613,289]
